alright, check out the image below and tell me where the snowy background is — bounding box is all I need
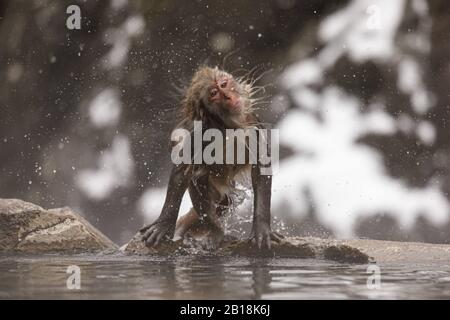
[1,0,449,245]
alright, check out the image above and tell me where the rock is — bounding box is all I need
[322,245,369,264]
[8,198,450,264]
[121,232,183,255]
[222,238,316,259]
[0,199,117,253]
[340,239,450,263]
[122,232,370,264]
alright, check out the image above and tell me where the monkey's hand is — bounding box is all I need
[249,222,284,250]
[140,219,176,247]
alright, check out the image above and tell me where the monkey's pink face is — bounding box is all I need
[207,76,243,115]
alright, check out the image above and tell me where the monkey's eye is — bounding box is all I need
[210,88,219,97]
[220,80,228,88]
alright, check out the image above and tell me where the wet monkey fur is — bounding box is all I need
[140,66,282,249]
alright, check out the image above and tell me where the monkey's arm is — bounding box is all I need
[250,129,283,249]
[141,164,190,246]
[251,165,273,249]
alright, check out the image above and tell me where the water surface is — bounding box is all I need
[1,254,450,299]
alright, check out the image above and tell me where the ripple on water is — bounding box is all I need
[1,255,450,299]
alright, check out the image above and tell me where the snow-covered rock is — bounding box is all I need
[0,199,117,253]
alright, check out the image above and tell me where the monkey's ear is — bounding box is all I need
[192,99,205,121]
[182,97,197,121]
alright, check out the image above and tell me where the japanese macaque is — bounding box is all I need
[140,66,282,249]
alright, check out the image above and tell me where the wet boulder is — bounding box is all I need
[122,232,370,264]
[0,199,117,253]
[121,231,184,256]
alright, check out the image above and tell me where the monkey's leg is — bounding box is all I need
[141,164,190,246]
[173,194,231,241]
[188,174,224,250]
[173,208,199,240]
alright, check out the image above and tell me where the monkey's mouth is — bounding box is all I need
[228,98,241,111]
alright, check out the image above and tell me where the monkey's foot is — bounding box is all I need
[178,223,225,251]
[249,229,284,250]
[185,229,224,251]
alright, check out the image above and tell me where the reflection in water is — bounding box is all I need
[251,261,272,299]
[1,254,450,299]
